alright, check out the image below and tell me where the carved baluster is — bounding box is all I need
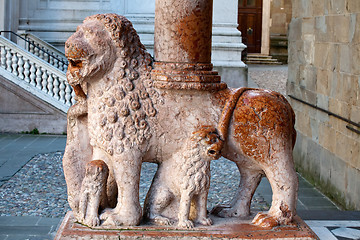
[29,42,34,54]
[59,80,66,103]
[39,47,44,60]
[41,68,48,92]
[65,83,72,106]
[71,88,76,105]
[11,51,18,76]
[60,62,65,72]
[34,44,39,57]
[35,65,43,89]
[44,50,49,63]
[54,58,59,69]
[17,54,24,80]
[5,47,12,72]
[24,59,30,83]
[0,45,6,68]
[47,52,51,64]
[49,54,54,65]
[53,75,60,100]
[47,73,54,97]
[29,63,36,86]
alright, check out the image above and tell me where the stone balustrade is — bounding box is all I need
[0,35,74,112]
[22,33,68,72]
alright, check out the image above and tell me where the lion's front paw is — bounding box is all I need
[100,208,141,226]
[178,219,194,229]
[252,212,278,228]
[211,205,249,218]
[99,209,120,226]
[197,217,213,226]
[84,215,100,227]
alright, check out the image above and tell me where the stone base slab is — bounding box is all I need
[55,211,319,239]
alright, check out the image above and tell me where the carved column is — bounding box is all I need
[151,0,227,91]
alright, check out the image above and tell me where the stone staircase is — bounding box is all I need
[0,32,73,112]
[245,54,282,65]
[0,32,72,133]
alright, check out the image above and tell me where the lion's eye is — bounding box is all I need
[207,135,218,143]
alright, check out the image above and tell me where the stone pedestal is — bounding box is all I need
[55,212,319,240]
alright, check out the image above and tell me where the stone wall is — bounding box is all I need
[288,0,360,210]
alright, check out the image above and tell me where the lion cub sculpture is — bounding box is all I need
[144,126,223,228]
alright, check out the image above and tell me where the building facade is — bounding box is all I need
[288,0,360,210]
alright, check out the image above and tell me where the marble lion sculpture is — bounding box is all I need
[63,13,298,228]
[143,126,223,228]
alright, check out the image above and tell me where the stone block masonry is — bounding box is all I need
[288,0,360,210]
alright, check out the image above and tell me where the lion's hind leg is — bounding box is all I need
[212,165,263,218]
[144,178,174,226]
[78,160,109,227]
[252,150,298,228]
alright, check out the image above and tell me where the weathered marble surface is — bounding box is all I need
[63,11,298,229]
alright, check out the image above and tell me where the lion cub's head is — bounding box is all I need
[191,126,223,160]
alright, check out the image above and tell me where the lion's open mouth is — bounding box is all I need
[208,150,217,155]
[207,149,221,159]
[69,59,83,69]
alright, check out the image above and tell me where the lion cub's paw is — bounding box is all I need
[153,215,172,226]
[178,219,194,229]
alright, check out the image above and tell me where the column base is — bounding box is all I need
[151,62,227,91]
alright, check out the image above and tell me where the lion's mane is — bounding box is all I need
[83,14,161,155]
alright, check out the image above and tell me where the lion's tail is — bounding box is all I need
[217,88,255,142]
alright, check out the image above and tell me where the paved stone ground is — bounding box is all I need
[248,64,288,96]
[0,65,358,240]
[0,152,269,219]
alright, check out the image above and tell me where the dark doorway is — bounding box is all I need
[238,0,263,53]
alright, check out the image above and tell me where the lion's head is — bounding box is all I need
[65,14,146,88]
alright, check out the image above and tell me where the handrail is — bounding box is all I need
[288,95,360,134]
[0,31,68,72]
[0,31,67,65]
[21,32,67,63]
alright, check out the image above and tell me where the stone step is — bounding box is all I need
[246,54,274,59]
[247,58,279,62]
[246,60,283,65]
[245,54,283,65]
